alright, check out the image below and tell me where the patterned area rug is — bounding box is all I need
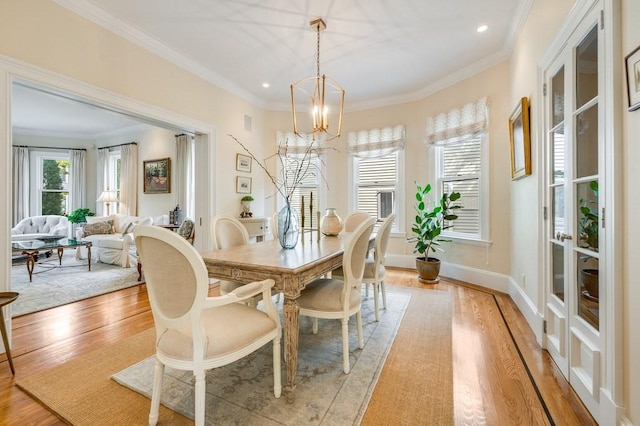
[11,249,141,317]
[111,291,411,425]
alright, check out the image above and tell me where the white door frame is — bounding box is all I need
[536,0,624,423]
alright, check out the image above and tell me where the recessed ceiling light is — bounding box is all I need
[262,82,270,88]
[477,25,488,33]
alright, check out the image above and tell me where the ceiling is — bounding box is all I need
[12,0,530,137]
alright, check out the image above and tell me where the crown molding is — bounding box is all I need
[54,0,266,109]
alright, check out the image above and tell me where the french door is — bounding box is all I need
[543,4,603,419]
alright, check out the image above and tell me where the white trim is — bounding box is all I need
[509,277,545,345]
[386,254,510,294]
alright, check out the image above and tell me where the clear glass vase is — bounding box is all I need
[277,202,300,249]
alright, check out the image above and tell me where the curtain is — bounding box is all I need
[69,149,86,214]
[347,125,405,159]
[425,97,488,146]
[119,144,138,216]
[96,148,109,215]
[176,134,195,220]
[12,146,29,225]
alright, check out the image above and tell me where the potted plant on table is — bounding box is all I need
[240,195,254,218]
[67,208,95,239]
[407,182,462,284]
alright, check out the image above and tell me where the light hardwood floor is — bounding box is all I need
[0,268,595,425]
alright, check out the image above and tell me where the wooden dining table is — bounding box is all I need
[200,230,372,402]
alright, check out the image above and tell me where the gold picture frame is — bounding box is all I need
[236,153,252,172]
[509,97,532,180]
[143,158,171,193]
[236,176,252,194]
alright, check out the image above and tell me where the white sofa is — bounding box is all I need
[11,215,69,242]
[76,213,153,267]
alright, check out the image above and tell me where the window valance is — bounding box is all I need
[276,131,322,156]
[347,124,405,159]
[425,97,488,146]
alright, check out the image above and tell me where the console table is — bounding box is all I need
[239,217,271,242]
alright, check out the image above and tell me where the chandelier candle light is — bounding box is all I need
[291,18,345,142]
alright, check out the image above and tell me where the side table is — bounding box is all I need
[0,292,19,375]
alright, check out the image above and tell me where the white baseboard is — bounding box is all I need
[599,388,632,426]
[386,254,510,293]
[508,276,544,343]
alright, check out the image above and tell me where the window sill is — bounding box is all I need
[444,236,492,248]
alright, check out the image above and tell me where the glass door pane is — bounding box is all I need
[576,27,598,108]
[552,243,565,301]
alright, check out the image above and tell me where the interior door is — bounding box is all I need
[543,6,603,419]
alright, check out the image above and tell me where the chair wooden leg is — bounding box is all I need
[149,359,164,426]
[273,335,282,398]
[194,370,206,426]
[342,318,350,374]
[312,317,318,334]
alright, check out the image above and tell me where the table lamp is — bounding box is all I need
[97,188,119,215]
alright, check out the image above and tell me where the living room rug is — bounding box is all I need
[11,249,141,317]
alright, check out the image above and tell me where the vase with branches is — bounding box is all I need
[229,134,328,249]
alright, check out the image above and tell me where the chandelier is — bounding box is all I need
[290,18,345,142]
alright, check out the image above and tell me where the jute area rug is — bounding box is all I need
[11,249,141,317]
[16,287,453,425]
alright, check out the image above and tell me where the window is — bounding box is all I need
[426,98,488,241]
[436,136,484,238]
[353,152,401,228]
[284,154,322,228]
[348,125,405,231]
[33,151,70,215]
[107,150,121,213]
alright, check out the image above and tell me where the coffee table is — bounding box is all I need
[11,238,92,282]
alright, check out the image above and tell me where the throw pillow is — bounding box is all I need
[83,220,114,236]
[124,221,139,234]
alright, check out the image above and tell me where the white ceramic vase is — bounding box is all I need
[320,208,343,236]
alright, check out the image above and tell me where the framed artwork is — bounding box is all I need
[509,97,532,180]
[625,45,640,111]
[236,176,252,194]
[143,158,171,194]
[236,153,252,172]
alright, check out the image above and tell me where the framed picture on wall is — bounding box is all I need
[143,158,171,193]
[236,176,252,194]
[625,44,640,111]
[236,153,252,172]
[508,97,532,180]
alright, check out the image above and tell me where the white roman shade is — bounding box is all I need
[425,97,488,146]
[347,125,405,159]
[277,131,322,156]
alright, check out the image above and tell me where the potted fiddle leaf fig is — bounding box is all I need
[407,182,462,284]
[578,180,599,298]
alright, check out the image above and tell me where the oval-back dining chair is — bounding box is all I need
[296,217,376,374]
[134,225,281,426]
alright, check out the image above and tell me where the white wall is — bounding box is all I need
[622,0,640,421]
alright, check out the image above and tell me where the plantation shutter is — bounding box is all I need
[356,154,397,220]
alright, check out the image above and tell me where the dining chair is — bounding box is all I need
[336,214,395,321]
[342,211,371,232]
[297,217,376,374]
[135,225,281,426]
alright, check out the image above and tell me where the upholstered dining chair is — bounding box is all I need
[334,214,395,321]
[297,217,376,374]
[342,211,371,232]
[177,218,195,244]
[134,225,281,426]
[211,215,261,306]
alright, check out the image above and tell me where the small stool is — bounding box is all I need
[0,292,19,375]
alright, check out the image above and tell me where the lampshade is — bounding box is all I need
[97,189,119,203]
[291,18,345,142]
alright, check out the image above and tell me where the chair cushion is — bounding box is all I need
[157,303,277,360]
[297,278,361,312]
[332,260,384,280]
[83,220,114,236]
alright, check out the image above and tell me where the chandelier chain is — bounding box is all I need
[316,23,321,78]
